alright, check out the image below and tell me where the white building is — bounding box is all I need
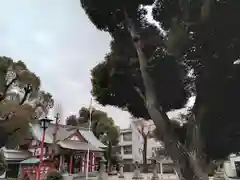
[117,118,163,171]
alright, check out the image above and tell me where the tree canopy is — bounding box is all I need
[91,25,190,120]
[66,107,119,145]
[82,0,240,162]
[0,56,54,148]
[66,107,119,170]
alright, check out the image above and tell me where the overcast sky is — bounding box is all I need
[0,0,135,127]
[0,1,189,128]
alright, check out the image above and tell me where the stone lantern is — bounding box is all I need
[132,161,143,180]
[98,156,108,180]
[150,156,159,180]
[118,155,124,179]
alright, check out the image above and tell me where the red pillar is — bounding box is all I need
[69,155,73,175]
[92,152,94,172]
[84,153,87,173]
[37,128,46,180]
[89,152,92,172]
[81,154,84,172]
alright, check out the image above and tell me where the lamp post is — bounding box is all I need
[36,118,52,180]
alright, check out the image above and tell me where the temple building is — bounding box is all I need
[1,123,106,179]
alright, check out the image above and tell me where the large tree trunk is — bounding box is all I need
[124,13,208,180]
[191,102,213,175]
[142,135,148,173]
[107,141,112,173]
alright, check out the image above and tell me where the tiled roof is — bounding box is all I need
[30,123,106,149]
[79,130,106,148]
[1,148,31,161]
[58,140,103,152]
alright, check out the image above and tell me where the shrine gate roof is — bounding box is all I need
[29,123,106,149]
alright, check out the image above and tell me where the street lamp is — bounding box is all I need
[36,118,52,180]
[39,118,52,130]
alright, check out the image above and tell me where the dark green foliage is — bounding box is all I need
[200,65,240,159]
[0,152,6,176]
[83,0,240,160]
[65,115,78,126]
[45,171,63,180]
[0,127,8,148]
[91,25,190,119]
[152,0,240,159]
[66,107,119,145]
[80,0,154,32]
[66,107,119,169]
[0,56,53,149]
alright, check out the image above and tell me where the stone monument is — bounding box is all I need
[132,161,143,180]
[151,157,159,180]
[98,156,108,180]
[118,156,125,179]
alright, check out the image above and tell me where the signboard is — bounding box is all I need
[29,147,46,156]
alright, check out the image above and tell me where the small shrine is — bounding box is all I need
[2,122,106,179]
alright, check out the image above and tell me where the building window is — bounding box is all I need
[123,145,132,154]
[123,132,132,141]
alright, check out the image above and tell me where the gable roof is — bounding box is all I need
[29,123,106,149]
[58,140,104,152]
[79,130,106,148]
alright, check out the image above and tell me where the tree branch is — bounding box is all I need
[7,128,21,136]
[19,85,32,105]
[0,112,15,124]
[0,78,17,101]
[124,11,208,180]
[134,86,145,101]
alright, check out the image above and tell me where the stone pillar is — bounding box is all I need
[151,159,159,180]
[109,164,117,175]
[160,161,163,178]
[81,154,85,172]
[112,165,118,175]
[132,161,143,180]
[98,157,108,180]
[118,158,124,179]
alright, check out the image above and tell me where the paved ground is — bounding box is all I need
[108,173,178,180]
[61,172,221,180]
[62,172,178,180]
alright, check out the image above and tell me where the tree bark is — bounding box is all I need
[142,135,148,172]
[191,103,211,174]
[107,141,112,173]
[124,12,208,180]
[0,78,17,101]
[19,85,31,105]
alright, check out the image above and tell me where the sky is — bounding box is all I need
[0,0,135,127]
[0,1,190,128]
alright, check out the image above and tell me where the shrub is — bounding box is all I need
[0,152,6,176]
[45,171,63,180]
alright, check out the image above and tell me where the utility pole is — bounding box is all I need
[51,103,62,159]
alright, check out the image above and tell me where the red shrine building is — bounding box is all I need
[28,123,106,172]
[1,123,106,179]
